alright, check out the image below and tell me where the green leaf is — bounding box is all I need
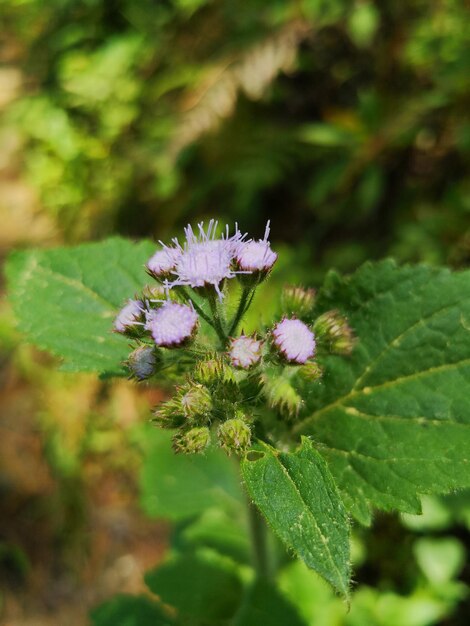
[180,508,251,564]
[139,428,243,521]
[145,550,243,624]
[241,438,351,597]
[232,579,307,626]
[298,123,358,148]
[296,260,470,524]
[5,238,155,376]
[89,594,173,626]
[413,537,465,585]
[278,560,343,626]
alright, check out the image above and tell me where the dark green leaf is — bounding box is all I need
[232,579,307,626]
[139,428,243,521]
[296,260,470,524]
[5,238,155,375]
[145,550,243,623]
[89,594,173,626]
[241,438,351,597]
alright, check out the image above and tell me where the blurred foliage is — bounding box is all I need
[129,425,470,625]
[1,0,469,271]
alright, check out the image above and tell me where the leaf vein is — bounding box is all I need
[275,454,346,591]
[353,296,470,390]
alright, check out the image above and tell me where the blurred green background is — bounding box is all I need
[0,0,469,624]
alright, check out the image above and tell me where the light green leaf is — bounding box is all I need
[139,428,243,520]
[346,586,460,626]
[241,438,351,597]
[5,238,155,375]
[296,260,470,524]
[232,579,307,626]
[180,508,251,564]
[413,537,465,585]
[145,550,243,624]
[299,123,358,147]
[347,2,380,48]
[278,560,343,626]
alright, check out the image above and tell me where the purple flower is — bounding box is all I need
[272,318,315,364]
[167,220,248,299]
[146,301,198,347]
[146,246,180,280]
[114,299,144,333]
[236,221,277,273]
[229,335,262,369]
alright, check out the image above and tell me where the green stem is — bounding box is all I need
[247,498,270,579]
[228,286,253,337]
[208,293,228,346]
[179,287,220,332]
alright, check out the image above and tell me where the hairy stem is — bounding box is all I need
[179,287,227,345]
[228,285,253,337]
[208,293,228,346]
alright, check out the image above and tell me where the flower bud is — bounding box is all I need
[193,357,236,387]
[181,384,213,420]
[281,286,316,318]
[145,301,198,348]
[141,284,179,302]
[299,361,323,382]
[313,310,355,356]
[217,418,251,455]
[127,345,158,381]
[228,335,262,370]
[173,427,211,454]
[261,371,303,419]
[114,299,145,335]
[272,318,316,364]
[152,395,185,429]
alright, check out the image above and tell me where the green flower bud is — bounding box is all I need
[281,286,316,318]
[152,395,185,429]
[141,284,167,301]
[217,418,251,456]
[181,384,213,419]
[261,369,303,419]
[299,361,323,382]
[173,426,211,454]
[193,357,236,387]
[314,310,356,356]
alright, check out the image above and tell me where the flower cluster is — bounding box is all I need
[113,221,355,456]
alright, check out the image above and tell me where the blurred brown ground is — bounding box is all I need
[0,354,168,625]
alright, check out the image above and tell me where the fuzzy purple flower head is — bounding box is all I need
[272,318,315,364]
[114,299,144,333]
[166,220,248,299]
[236,221,277,273]
[146,246,180,280]
[146,301,198,347]
[229,335,263,369]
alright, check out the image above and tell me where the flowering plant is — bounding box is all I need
[6,225,470,624]
[114,221,350,462]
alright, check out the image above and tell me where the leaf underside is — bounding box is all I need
[5,238,155,375]
[241,439,350,597]
[296,260,470,524]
